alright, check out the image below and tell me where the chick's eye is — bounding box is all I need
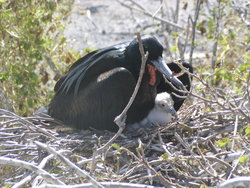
[161,104,165,107]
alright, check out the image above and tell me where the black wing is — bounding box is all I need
[56,40,131,95]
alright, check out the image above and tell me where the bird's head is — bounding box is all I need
[126,35,184,89]
[155,92,177,117]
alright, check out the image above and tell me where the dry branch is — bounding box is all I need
[0,156,65,185]
[189,0,201,66]
[218,176,250,188]
[37,182,164,188]
[116,0,184,30]
[92,32,149,160]
[34,141,104,188]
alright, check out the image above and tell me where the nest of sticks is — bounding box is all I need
[0,85,249,188]
[0,39,249,187]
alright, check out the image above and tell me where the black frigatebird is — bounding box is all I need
[127,92,177,131]
[157,60,193,111]
[48,36,191,132]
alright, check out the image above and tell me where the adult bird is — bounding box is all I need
[157,60,193,111]
[48,35,187,132]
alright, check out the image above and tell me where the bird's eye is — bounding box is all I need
[161,104,165,107]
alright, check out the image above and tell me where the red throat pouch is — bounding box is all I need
[147,64,157,86]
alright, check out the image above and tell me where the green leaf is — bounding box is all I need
[170,46,177,53]
[111,143,121,150]
[171,32,179,39]
[239,155,248,163]
[217,138,231,147]
[136,146,142,153]
[0,72,11,81]
[243,124,250,137]
[160,153,169,160]
[1,9,12,18]
[52,170,62,174]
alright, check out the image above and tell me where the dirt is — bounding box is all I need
[63,0,197,53]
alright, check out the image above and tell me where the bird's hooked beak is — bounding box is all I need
[152,57,185,90]
[169,107,178,118]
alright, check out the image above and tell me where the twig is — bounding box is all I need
[137,140,183,188]
[152,2,163,18]
[37,182,164,188]
[211,0,222,72]
[0,156,65,185]
[93,33,148,157]
[181,16,191,60]
[218,176,250,188]
[0,108,57,139]
[116,0,184,30]
[230,1,250,29]
[34,141,104,188]
[163,34,173,60]
[226,151,245,180]
[173,0,180,24]
[12,154,56,188]
[231,115,239,150]
[158,132,171,155]
[189,0,202,66]
[114,33,148,126]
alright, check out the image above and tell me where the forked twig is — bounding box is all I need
[34,141,104,188]
[114,32,148,127]
[92,32,148,161]
[0,156,65,185]
[116,0,184,30]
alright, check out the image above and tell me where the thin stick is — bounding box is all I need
[0,156,65,185]
[37,182,163,188]
[93,33,148,157]
[189,0,202,66]
[114,33,148,127]
[211,0,221,70]
[34,141,104,188]
[210,0,222,86]
[117,0,184,30]
[218,176,250,188]
[231,115,239,150]
[12,154,56,188]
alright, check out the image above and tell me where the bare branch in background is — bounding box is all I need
[189,0,202,66]
[173,0,180,24]
[211,0,222,71]
[230,0,250,29]
[163,34,173,60]
[179,16,191,60]
[116,0,184,30]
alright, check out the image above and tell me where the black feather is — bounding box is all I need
[58,40,131,95]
